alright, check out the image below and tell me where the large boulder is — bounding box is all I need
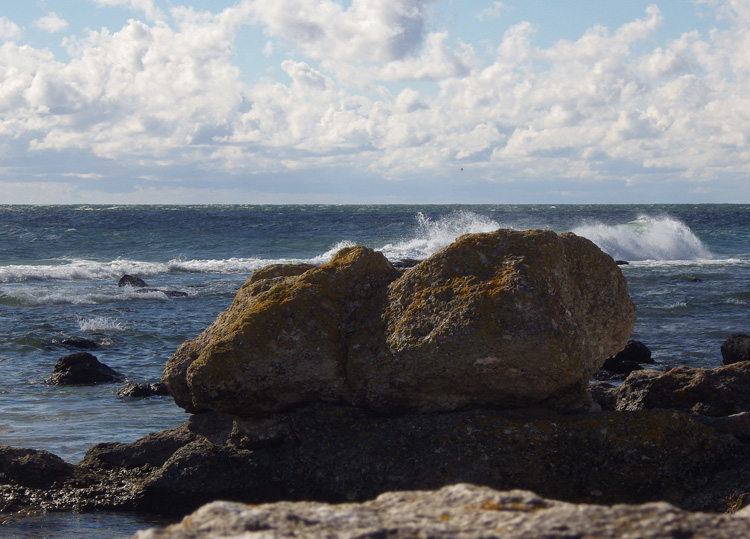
[131,483,750,539]
[352,230,635,412]
[164,230,635,416]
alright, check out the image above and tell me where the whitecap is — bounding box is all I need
[78,317,126,333]
[572,215,712,262]
[378,211,501,261]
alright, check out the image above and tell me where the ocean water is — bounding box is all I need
[1,204,749,537]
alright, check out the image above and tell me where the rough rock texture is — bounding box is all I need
[163,249,398,415]
[615,361,750,416]
[117,382,170,398]
[722,333,750,365]
[6,404,747,517]
[0,447,74,489]
[164,230,635,416]
[131,483,750,539]
[47,352,124,385]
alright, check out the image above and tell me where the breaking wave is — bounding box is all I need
[572,216,712,262]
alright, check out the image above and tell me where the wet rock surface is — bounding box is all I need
[46,352,125,385]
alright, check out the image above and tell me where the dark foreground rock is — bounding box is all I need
[47,352,125,385]
[2,404,750,517]
[615,361,750,416]
[131,483,750,539]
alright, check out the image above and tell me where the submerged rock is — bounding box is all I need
[119,275,149,288]
[47,352,124,385]
[60,336,99,350]
[164,230,635,416]
[118,274,188,298]
[131,483,750,539]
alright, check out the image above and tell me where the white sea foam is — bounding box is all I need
[0,259,167,283]
[378,211,501,260]
[78,317,126,333]
[572,215,713,262]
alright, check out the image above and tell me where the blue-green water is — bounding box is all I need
[1,204,749,537]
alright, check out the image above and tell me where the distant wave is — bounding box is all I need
[378,211,501,260]
[0,259,167,283]
[572,215,713,262]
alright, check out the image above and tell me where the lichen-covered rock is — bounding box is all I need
[131,483,750,539]
[163,248,398,414]
[615,361,750,416]
[350,230,635,411]
[164,230,635,416]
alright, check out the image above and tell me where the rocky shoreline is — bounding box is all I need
[3,229,750,537]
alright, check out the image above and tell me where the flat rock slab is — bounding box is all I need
[132,483,750,539]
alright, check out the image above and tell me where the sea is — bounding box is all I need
[0,204,748,538]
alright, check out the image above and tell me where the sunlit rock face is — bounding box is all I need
[164,229,635,416]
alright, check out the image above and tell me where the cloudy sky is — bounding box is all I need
[1,0,749,204]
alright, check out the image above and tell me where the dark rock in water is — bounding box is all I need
[119,275,149,288]
[60,336,98,350]
[601,356,643,375]
[130,483,750,539]
[615,260,629,265]
[616,361,750,416]
[598,340,652,377]
[117,382,170,398]
[615,339,653,364]
[721,333,750,365]
[47,352,125,385]
[0,446,74,489]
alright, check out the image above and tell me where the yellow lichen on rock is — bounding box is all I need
[163,230,635,417]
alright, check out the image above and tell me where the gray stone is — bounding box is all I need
[131,483,750,539]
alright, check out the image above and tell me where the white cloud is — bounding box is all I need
[246,0,471,84]
[0,17,22,41]
[89,0,164,22]
[33,12,69,34]
[3,1,750,202]
[477,1,507,22]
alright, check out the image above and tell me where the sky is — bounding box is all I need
[1,0,749,204]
